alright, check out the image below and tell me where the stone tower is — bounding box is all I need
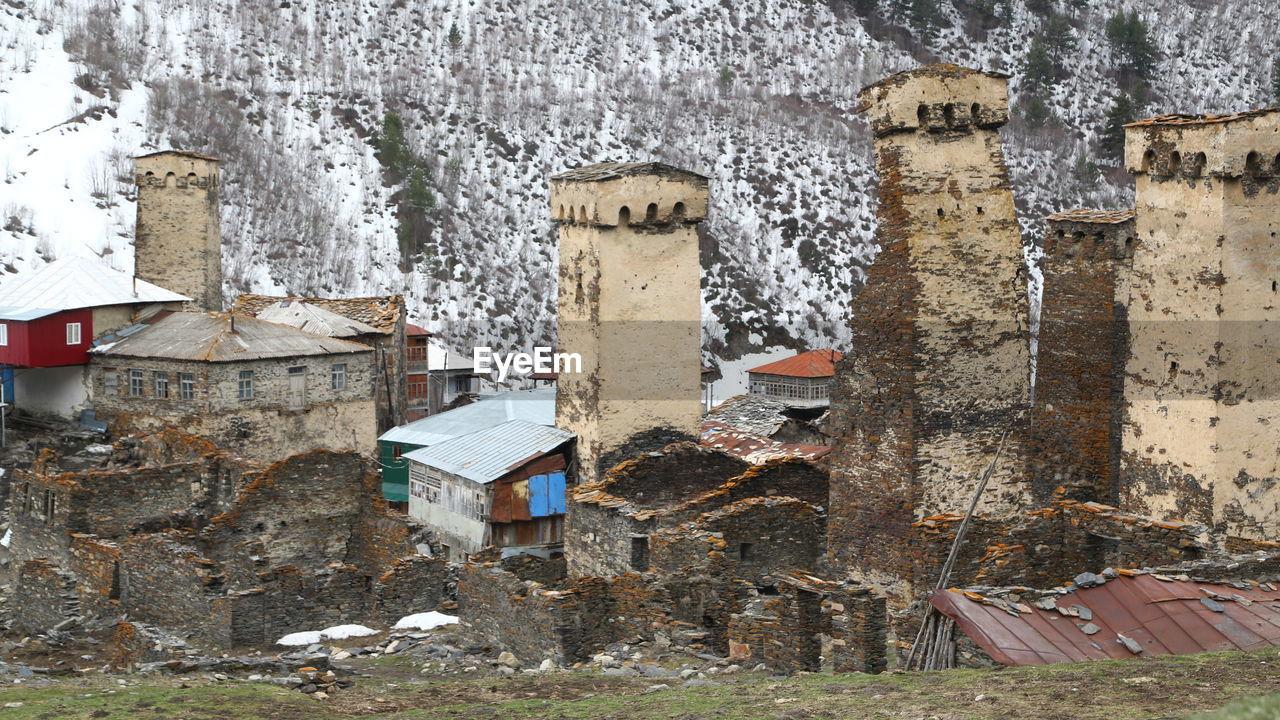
[134,150,223,311]
[1120,110,1280,540]
[1031,209,1136,505]
[827,64,1032,598]
[550,162,708,484]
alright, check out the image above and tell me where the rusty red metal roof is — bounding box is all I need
[932,573,1280,666]
[406,323,432,337]
[700,420,831,464]
[746,349,843,378]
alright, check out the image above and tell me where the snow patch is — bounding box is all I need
[392,611,459,631]
[275,624,381,646]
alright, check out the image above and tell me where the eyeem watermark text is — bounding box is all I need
[474,347,582,383]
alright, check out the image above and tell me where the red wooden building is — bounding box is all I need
[0,258,188,418]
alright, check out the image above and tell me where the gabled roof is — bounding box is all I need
[91,311,372,362]
[551,162,709,184]
[933,571,1280,667]
[0,258,190,320]
[747,349,843,378]
[427,341,475,372]
[707,394,792,437]
[406,323,432,337]
[379,388,556,448]
[1045,209,1136,224]
[232,294,403,334]
[403,419,573,484]
[255,300,381,338]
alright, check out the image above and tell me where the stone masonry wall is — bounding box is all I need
[1032,213,1135,505]
[91,351,377,461]
[134,152,223,311]
[829,64,1032,604]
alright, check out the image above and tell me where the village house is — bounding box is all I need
[746,349,842,409]
[0,257,189,420]
[89,311,377,461]
[378,387,556,505]
[405,418,573,561]
[232,293,407,434]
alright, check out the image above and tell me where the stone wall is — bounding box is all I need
[552,163,709,483]
[134,152,223,311]
[13,559,80,633]
[90,351,377,461]
[650,497,824,584]
[1120,111,1280,542]
[375,555,451,625]
[567,443,746,577]
[828,64,1033,604]
[1032,212,1135,504]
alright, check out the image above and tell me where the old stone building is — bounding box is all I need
[827,64,1033,598]
[232,294,408,433]
[7,431,444,651]
[1032,209,1136,504]
[1119,110,1280,541]
[89,311,377,461]
[551,163,708,483]
[134,151,223,312]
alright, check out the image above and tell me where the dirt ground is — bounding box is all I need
[0,646,1276,719]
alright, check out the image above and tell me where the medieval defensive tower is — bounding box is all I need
[1031,209,1136,505]
[1120,110,1280,541]
[134,150,223,312]
[550,162,708,484]
[827,64,1032,599]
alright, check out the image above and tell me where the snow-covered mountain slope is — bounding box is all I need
[1,0,1275,361]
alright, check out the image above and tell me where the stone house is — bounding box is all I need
[232,293,407,434]
[89,311,377,461]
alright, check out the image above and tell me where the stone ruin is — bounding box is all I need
[4,428,445,660]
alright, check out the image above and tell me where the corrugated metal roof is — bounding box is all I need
[232,293,402,334]
[0,306,60,321]
[406,323,432,337]
[0,258,190,313]
[933,573,1280,666]
[403,419,573,484]
[427,342,475,371]
[1045,209,1136,224]
[379,388,556,448]
[1124,108,1279,127]
[700,420,831,464]
[551,162,709,183]
[747,349,843,378]
[255,300,381,338]
[91,311,373,362]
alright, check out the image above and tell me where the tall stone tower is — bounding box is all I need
[827,64,1032,599]
[550,162,708,484]
[1031,210,1136,505]
[1120,110,1280,540]
[134,150,223,311]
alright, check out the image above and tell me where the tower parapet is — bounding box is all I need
[857,63,1010,137]
[133,150,223,312]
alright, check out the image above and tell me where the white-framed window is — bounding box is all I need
[331,363,347,391]
[0,323,7,346]
[104,368,118,395]
[238,370,254,400]
[128,369,144,397]
[154,371,169,399]
[66,322,81,345]
[179,372,195,401]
